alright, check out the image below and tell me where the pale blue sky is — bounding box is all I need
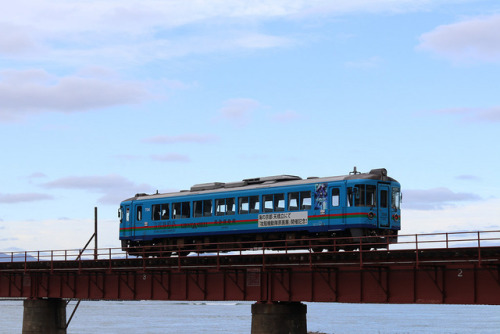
[1,0,499,251]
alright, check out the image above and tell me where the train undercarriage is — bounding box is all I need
[122,228,398,258]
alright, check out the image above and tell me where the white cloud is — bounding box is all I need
[150,154,191,163]
[418,14,500,63]
[345,56,382,69]
[0,69,150,121]
[430,106,500,122]
[42,175,152,205]
[271,110,302,123]
[401,198,500,235]
[0,218,120,251]
[143,134,219,144]
[0,1,463,65]
[403,187,481,210]
[215,98,261,126]
[0,192,54,204]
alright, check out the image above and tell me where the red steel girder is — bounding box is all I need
[1,262,499,304]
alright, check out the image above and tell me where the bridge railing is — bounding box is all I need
[1,230,499,270]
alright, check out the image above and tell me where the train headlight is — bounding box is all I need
[392,214,400,221]
[368,212,375,220]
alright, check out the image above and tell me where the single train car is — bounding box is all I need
[118,168,401,255]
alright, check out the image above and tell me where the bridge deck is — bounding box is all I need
[1,231,499,304]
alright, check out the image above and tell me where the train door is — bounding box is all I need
[378,184,390,227]
[122,205,132,237]
[328,186,344,230]
[133,204,144,239]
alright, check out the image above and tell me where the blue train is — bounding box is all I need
[118,168,401,255]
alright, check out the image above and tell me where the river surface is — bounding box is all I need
[1,300,499,333]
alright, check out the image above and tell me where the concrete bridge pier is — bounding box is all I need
[251,302,307,334]
[22,298,67,334]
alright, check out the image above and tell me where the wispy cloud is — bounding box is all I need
[403,187,481,210]
[430,106,500,122]
[455,174,481,181]
[1,1,450,67]
[345,56,381,69]
[143,134,219,144]
[418,14,500,63]
[0,69,150,121]
[150,153,191,162]
[41,174,152,205]
[270,110,302,123]
[0,192,54,204]
[215,98,261,127]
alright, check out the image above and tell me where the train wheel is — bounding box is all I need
[311,247,324,253]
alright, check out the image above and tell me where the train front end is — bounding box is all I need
[342,168,401,244]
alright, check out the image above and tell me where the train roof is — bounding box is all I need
[125,168,398,202]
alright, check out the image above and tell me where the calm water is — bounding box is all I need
[1,300,499,333]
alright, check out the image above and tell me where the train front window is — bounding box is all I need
[392,187,401,210]
[367,185,376,206]
[347,185,376,207]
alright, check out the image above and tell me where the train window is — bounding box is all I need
[288,192,299,211]
[250,196,260,213]
[367,185,376,206]
[300,191,311,210]
[194,200,203,218]
[355,185,366,206]
[136,206,142,221]
[181,202,190,218]
[126,208,130,222]
[216,199,226,216]
[275,193,285,211]
[194,200,212,218]
[289,191,311,210]
[173,203,181,219]
[161,204,170,219]
[263,195,273,212]
[392,187,401,210]
[239,197,249,214]
[380,190,388,208]
[203,200,212,217]
[215,198,235,215]
[172,202,190,219]
[227,198,235,215]
[239,196,260,214]
[331,188,340,207]
[152,204,161,220]
[347,188,354,207]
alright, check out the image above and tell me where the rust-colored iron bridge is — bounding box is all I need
[1,231,500,304]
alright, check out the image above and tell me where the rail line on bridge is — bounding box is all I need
[1,230,499,304]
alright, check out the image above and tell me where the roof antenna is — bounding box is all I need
[350,166,360,175]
